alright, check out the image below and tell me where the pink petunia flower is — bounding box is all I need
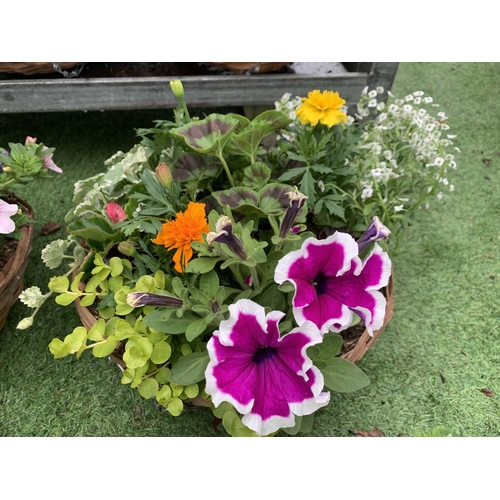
[0,199,19,234]
[274,232,392,335]
[106,201,127,224]
[205,299,330,436]
[25,136,62,174]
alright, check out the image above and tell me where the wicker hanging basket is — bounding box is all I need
[0,62,78,75]
[0,197,34,330]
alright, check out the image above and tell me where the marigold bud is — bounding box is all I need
[155,163,173,188]
[118,241,137,257]
[170,80,185,100]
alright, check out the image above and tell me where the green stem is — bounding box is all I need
[217,153,235,188]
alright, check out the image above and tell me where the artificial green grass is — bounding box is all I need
[1,62,499,436]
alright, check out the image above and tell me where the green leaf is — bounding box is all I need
[169,351,210,385]
[278,166,307,182]
[55,293,79,306]
[92,336,118,358]
[138,378,159,399]
[321,357,370,393]
[170,114,238,154]
[48,275,70,293]
[199,270,219,297]
[109,257,124,277]
[155,366,171,385]
[185,257,221,274]
[67,216,117,242]
[312,333,343,362]
[150,341,172,364]
[185,317,209,342]
[87,319,106,341]
[242,162,271,190]
[143,310,200,334]
[167,398,184,416]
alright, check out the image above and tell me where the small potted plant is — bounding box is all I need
[0,137,61,329]
[20,81,457,436]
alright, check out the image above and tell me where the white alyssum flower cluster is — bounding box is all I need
[353,89,457,212]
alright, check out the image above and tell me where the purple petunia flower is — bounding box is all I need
[274,232,392,335]
[205,299,330,436]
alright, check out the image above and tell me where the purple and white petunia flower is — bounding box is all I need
[0,199,18,234]
[205,299,330,436]
[274,232,392,335]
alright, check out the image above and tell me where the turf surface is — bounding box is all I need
[1,62,499,436]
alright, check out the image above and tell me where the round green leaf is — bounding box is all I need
[167,397,184,416]
[92,336,118,358]
[150,341,172,364]
[138,378,159,399]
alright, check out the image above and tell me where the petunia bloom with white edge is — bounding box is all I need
[274,232,392,336]
[0,199,18,234]
[205,299,330,436]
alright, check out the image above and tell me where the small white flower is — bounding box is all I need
[450,161,457,169]
[442,178,449,185]
[387,91,395,97]
[445,154,455,161]
[318,180,325,192]
[432,103,440,107]
[427,186,433,193]
[403,104,413,113]
[368,98,378,108]
[425,203,430,209]
[361,186,373,200]
[346,115,355,125]
[376,86,384,94]
[413,97,422,105]
[417,108,427,117]
[425,123,436,132]
[362,86,369,95]
[388,104,399,113]
[368,90,378,99]
[384,150,393,160]
[377,112,388,122]
[449,184,455,192]
[394,205,404,212]
[376,102,385,111]
[413,91,424,97]
[434,157,445,167]
[447,134,457,139]
[437,192,443,200]
[437,111,447,119]
[423,97,433,104]
[405,94,414,101]
[454,147,461,153]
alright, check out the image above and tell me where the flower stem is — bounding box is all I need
[217,153,235,188]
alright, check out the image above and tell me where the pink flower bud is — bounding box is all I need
[106,202,126,224]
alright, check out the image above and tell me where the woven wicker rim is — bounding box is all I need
[0,62,78,75]
[0,196,34,330]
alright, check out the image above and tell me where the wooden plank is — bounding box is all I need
[0,73,370,113]
[366,62,400,93]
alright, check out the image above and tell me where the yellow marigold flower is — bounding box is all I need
[152,201,210,273]
[295,90,348,127]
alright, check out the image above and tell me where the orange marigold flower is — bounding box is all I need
[152,201,210,273]
[295,90,348,127]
